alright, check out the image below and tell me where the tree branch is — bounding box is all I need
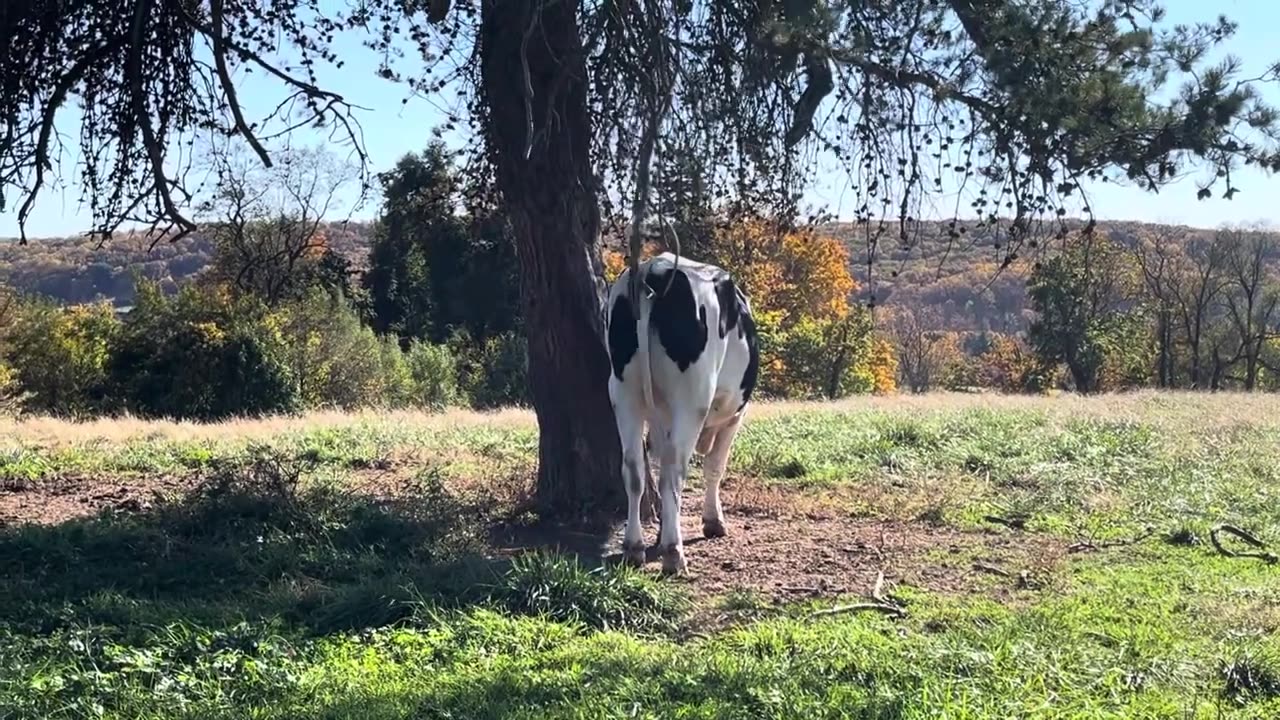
[15,43,117,244]
[210,0,272,168]
[130,0,196,242]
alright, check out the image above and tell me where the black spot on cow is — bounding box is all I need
[645,258,707,371]
[714,273,740,338]
[738,299,760,410]
[608,294,638,381]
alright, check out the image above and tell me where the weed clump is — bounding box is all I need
[1221,645,1280,704]
[484,552,684,635]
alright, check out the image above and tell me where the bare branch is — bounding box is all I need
[129,0,196,242]
[209,0,272,168]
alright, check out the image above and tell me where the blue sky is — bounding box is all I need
[2,0,1277,239]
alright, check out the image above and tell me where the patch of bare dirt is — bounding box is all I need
[488,478,1066,619]
[0,474,194,526]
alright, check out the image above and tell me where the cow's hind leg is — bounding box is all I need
[612,392,648,568]
[657,407,709,576]
[701,412,743,539]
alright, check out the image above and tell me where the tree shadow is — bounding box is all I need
[489,514,710,569]
[0,465,522,636]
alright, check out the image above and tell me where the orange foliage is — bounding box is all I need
[601,240,663,285]
[303,227,329,259]
[708,216,856,327]
[977,333,1038,391]
[602,248,626,284]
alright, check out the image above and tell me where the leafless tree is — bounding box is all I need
[197,145,357,305]
[889,307,954,393]
[1217,225,1280,390]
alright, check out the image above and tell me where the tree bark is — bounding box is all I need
[478,0,624,521]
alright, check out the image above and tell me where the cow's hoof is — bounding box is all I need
[702,518,728,539]
[660,547,687,576]
[622,543,646,568]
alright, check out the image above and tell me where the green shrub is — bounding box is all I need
[405,339,461,410]
[450,329,528,409]
[3,298,118,416]
[0,360,26,416]
[107,281,298,420]
[279,289,383,409]
[765,313,875,399]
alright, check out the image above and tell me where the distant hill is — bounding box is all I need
[0,218,1238,334]
[0,222,377,308]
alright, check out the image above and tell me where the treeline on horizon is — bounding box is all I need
[0,214,1250,330]
[4,135,1280,417]
[0,143,902,420]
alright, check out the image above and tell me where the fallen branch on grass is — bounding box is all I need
[1067,525,1156,554]
[982,514,1027,530]
[807,570,906,620]
[1210,524,1278,565]
[972,562,1012,578]
[807,602,906,619]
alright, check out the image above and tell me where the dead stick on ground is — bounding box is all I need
[1067,525,1156,554]
[870,569,886,602]
[1210,524,1279,565]
[972,562,1012,578]
[983,514,1026,530]
[808,570,906,619]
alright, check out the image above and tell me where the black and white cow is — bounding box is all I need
[606,252,760,575]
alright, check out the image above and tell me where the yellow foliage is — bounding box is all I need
[192,321,227,344]
[602,249,626,284]
[601,240,664,285]
[0,361,22,415]
[868,337,898,395]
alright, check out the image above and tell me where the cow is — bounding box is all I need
[605,252,760,575]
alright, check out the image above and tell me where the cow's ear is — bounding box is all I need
[715,274,739,338]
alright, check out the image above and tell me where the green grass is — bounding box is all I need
[3,394,1280,718]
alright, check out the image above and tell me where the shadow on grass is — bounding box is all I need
[0,453,641,638]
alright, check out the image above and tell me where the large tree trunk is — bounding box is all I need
[478,0,623,521]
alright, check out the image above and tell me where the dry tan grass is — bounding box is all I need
[3,390,1277,448]
[0,407,537,448]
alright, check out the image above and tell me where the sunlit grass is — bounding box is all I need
[4,392,1280,718]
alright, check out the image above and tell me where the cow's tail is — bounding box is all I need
[635,268,657,415]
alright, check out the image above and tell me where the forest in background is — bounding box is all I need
[0,217,1254,332]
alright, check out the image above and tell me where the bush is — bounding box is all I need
[108,281,298,420]
[762,312,876,399]
[3,299,118,416]
[0,360,26,416]
[280,289,402,409]
[405,339,461,410]
[449,329,528,409]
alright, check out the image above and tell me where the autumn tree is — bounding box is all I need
[1131,230,1230,388]
[975,333,1047,392]
[889,307,962,393]
[6,0,1280,518]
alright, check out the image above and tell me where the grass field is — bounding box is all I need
[3,392,1280,719]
